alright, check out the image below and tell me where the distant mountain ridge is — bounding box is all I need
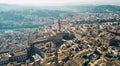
[0,4,120,13]
[66,5,120,13]
[91,5,120,13]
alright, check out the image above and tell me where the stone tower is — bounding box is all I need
[58,19,61,32]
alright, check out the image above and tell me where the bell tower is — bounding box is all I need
[58,19,61,32]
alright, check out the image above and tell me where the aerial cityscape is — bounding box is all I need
[0,0,120,66]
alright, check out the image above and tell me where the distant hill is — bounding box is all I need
[0,4,120,12]
[91,5,120,13]
[66,5,120,13]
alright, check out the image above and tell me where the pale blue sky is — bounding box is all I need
[0,0,120,6]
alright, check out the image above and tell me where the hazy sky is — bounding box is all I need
[0,0,120,6]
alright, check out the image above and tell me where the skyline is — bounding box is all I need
[0,0,120,6]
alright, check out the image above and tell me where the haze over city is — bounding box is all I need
[0,0,120,66]
[0,0,120,6]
